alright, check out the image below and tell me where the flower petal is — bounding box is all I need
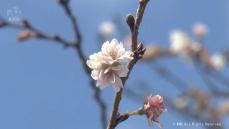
[116,64,129,77]
[91,70,99,80]
[112,75,123,92]
[101,41,110,56]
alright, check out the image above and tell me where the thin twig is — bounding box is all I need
[131,0,149,50]
[59,0,81,45]
[0,1,108,128]
[58,1,109,128]
[115,108,145,127]
[4,19,76,47]
[106,0,149,129]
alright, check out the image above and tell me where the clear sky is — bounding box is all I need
[0,0,228,129]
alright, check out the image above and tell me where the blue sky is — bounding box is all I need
[0,0,228,129]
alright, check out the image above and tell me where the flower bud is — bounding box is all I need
[193,23,208,38]
[134,43,146,59]
[143,95,165,127]
[126,13,135,31]
[17,31,33,41]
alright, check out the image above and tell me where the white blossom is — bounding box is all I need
[170,30,203,60]
[170,30,191,54]
[87,39,133,92]
[99,21,115,37]
[210,53,226,70]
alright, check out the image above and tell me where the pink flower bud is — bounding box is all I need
[144,95,165,127]
[193,23,208,37]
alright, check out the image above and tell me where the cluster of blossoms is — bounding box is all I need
[170,30,203,60]
[169,24,227,70]
[87,39,133,92]
[87,39,165,126]
[169,23,208,60]
[143,95,166,127]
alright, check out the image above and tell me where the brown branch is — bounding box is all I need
[3,19,76,47]
[107,44,146,129]
[58,1,107,127]
[106,0,150,129]
[115,108,145,127]
[59,0,81,45]
[57,1,108,128]
[131,0,149,50]
[75,43,108,129]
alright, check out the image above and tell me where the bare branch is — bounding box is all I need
[59,0,81,45]
[130,0,149,50]
[106,1,150,129]
[2,19,76,47]
[58,1,107,127]
[115,108,145,126]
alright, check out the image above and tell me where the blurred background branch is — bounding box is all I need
[0,0,108,129]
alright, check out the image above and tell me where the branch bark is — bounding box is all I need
[106,0,150,129]
[58,1,108,127]
[131,0,149,50]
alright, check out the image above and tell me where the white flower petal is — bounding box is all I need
[118,51,133,61]
[97,70,115,88]
[91,70,99,80]
[115,64,129,77]
[87,52,104,69]
[101,41,110,56]
[112,76,123,92]
[111,38,119,47]
[96,80,109,89]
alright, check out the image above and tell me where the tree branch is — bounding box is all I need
[115,108,145,127]
[59,0,82,45]
[106,0,150,129]
[58,1,107,127]
[131,0,149,50]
